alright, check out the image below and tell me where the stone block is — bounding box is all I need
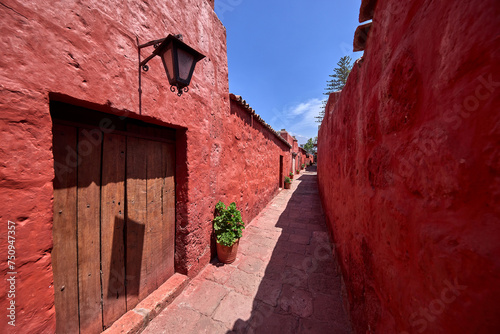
[278,284,313,318]
[359,0,378,22]
[353,22,372,52]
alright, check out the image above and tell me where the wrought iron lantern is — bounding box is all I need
[138,34,205,96]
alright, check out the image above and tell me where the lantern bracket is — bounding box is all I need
[170,85,189,97]
[138,35,184,72]
[137,33,204,100]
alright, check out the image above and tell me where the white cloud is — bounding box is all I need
[290,99,320,115]
[269,98,323,145]
[293,98,323,127]
[288,133,309,143]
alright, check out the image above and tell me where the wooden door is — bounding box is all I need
[52,104,175,333]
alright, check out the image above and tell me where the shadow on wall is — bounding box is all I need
[109,216,144,298]
[230,101,252,127]
[51,100,176,332]
[221,171,352,333]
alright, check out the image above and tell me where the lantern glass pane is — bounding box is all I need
[162,43,174,81]
[177,48,195,81]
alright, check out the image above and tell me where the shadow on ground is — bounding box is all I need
[224,167,352,333]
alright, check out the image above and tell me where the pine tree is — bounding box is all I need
[316,56,353,123]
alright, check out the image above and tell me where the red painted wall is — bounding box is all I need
[279,130,300,174]
[279,129,298,176]
[318,0,500,333]
[299,147,312,167]
[221,97,291,224]
[292,139,299,172]
[279,130,294,149]
[0,0,290,332]
[206,0,215,10]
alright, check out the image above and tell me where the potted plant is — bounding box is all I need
[301,163,305,169]
[296,169,300,175]
[213,201,245,264]
[289,172,294,179]
[284,176,292,189]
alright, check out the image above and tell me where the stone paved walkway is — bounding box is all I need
[142,167,352,334]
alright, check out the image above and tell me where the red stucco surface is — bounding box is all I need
[318,0,500,333]
[0,0,292,332]
[222,98,291,224]
[298,147,313,168]
[279,130,302,172]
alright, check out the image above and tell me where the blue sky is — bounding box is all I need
[215,0,362,145]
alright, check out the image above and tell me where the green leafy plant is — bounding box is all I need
[296,169,300,174]
[301,164,305,169]
[284,176,292,184]
[289,172,294,177]
[213,201,245,247]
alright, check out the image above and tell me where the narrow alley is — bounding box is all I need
[142,167,352,333]
[1,0,498,332]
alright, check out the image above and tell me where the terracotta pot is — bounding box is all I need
[216,239,240,264]
[284,182,291,189]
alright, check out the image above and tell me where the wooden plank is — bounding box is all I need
[100,133,127,328]
[53,119,175,144]
[125,136,147,309]
[51,101,127,132]
[126,122,176,142]
[52,124,80,334]
[77,127,103,334]
[146,140,164,293]
[160,142,176,283]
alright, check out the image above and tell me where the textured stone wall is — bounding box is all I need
[279,130,294,147]
[318,0,500,333]
[292,140,299,172]
[279,130,300,172]
[298,148,313,168]
[220,99,291,224]
[0,0,232,332]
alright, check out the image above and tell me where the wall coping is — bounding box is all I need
[229,93,292,148]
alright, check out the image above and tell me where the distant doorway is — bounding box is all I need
[279,155,284,188]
